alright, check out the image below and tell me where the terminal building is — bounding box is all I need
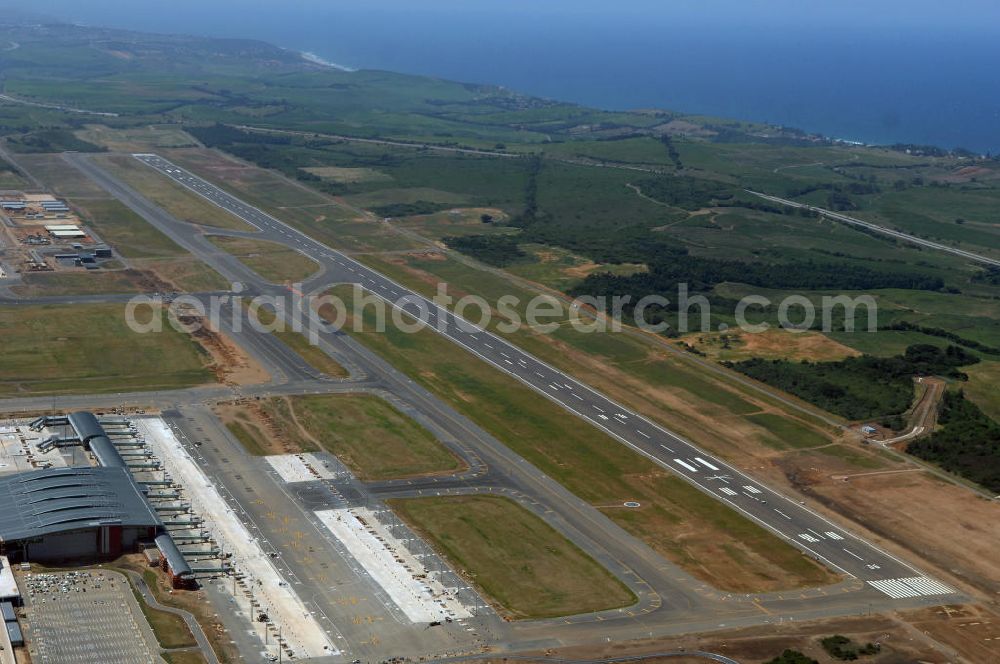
[0,412,195,588]
[0,467,161,561]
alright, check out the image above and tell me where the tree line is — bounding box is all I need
[908,390,1000,493]
[727,344,978,423]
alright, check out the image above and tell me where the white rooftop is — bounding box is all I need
[0,556,19,601]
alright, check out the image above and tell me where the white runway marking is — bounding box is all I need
[719,487,738,496]
[842,548,864,561]
[742,485,761,494]
[866,576,953,599]
[695,457,719,471]
[674,459,698,472]
[868,579,919,599]
[900,576,954,595]
[825,531,844,540]
[636,430,650,438]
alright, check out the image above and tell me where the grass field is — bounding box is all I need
[75,198,187,259]
[97,154,254,231]
[163,652,210,664]
[963,360,1000,422]
[11,262,225,296]
[208,235,321,282]
[166,149,423,254]
[224,417,274,456]
[389,495,636,619]
[289,394,463,479]
[324,286,837,592]
[0,304,214,395]
[391,207,513,240]
[143,257,230,292]
[14,152,114,198]
[221,394,462,479]
[747,413,834,450]
[75,124,199,152]
[124,575,197,650]
[505,243,647,292]
[11,270,151,297]
[0,165,27,189]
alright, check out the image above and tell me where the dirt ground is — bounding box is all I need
[793,467,1000,598]
[179,314,270,386]
[212,398,311,455]
[681,328,862,362]
[480,607,994,663]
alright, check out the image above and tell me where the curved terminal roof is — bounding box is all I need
[0,467,162,542]
[89,436,126,469]
[155,533,193,578]
[67,411,105,443]
[67,412,126,468]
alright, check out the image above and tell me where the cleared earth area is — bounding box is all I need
[0,303,215,394]
[388,495,637,619]
[219,393,464,479]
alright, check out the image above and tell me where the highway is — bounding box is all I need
[747,190,1000,267]
[132,153,958,603]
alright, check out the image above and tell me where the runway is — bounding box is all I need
[129,152,956,602]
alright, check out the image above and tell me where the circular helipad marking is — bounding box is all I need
[624,501,641,508]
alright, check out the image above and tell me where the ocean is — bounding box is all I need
[25,1,1000,153]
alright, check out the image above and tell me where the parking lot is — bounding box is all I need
[22,570,159,664]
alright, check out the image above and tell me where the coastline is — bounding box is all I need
[299,51,356,72]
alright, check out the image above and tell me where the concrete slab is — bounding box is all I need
[136,417,338,659]
[316,507,472,623]
[0,556,18,603]
[266,453,337,483]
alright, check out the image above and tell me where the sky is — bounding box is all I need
[17,0,1000,33]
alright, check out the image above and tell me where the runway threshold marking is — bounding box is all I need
[674,459,698,472]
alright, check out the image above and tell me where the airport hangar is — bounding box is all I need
[0,412,193,588]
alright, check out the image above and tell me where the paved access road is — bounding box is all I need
[132,153,958,604]
[748,190,1000,267]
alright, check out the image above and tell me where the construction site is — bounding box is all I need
[0,410,494,662]
[0,411,315,660]
[0,192,114,277]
